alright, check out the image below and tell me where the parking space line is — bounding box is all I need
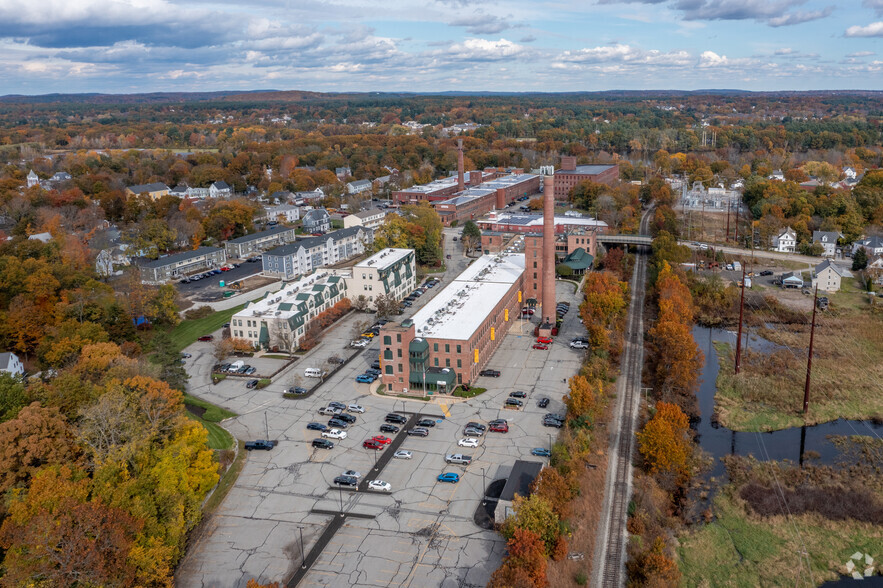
[439,403,451,418]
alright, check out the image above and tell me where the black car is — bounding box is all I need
[329,356,345,365]
[336,413,357,424]
[407,427,429,437]
[365,368,382,376]
[505,398,523,407]
[385,413,408,424]
[328,401,347,410]
[401,301,412,308]
[312,438,334,449]
[465,421,487,432]
[543,419,564,428]
[509,391,527,398]
[287,387,308,395]
[328,418,350,429]
[379,424,400,434]
[759,270,774,276]
[479,369,501,377]
[246,379,259,389]
[333,475,359,487]
[416,418,436,428]
[537,397,550,408]
[244,440,277,451]
[545,413,566,421]
[306,422,327,431]
[218,363,231,372]
[370,361,381,370]
[489,418,508,426]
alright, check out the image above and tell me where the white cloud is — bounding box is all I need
[698,50,729,67]
[847,51,876,57]
[444,38,524,60]
[845,21,883,37]
[554,44,692,67]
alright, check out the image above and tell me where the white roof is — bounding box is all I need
[482,211,608,230]
[233,271,336,321]
[410,253,524,341]
[354,247,412,269]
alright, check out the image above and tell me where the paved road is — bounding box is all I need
[593,209,651,588]
[177,257,588,587]
[679,241,845,267]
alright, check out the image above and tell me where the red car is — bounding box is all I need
[536,337,553,344]
[532,343,549,350]
[521,307,534,315]
[363,440,384,450]
[197,335,214,342]
[371,435,392,445]
[489,423,509,433]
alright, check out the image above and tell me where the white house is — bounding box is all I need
[852,236,883,257]
[0,352,24,377]
[343,208,387,230]
[843,167,857,180]
[26,170,39,188]
[346,179,373,195]
[209,181,233,198]
[302,208,331,234]
[812,231,841,257]
[772,227,797,253]
[813,259,852,293]
[28,232,53,243]
[264,204,300,223]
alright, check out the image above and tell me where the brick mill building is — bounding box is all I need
[553,156,619,199]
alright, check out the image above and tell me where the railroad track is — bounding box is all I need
[593,210,651,588]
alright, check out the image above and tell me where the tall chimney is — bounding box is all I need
[541,173,556,328]
[457,139,465,192]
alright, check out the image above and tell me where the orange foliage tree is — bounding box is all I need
[637,402,692,482]
[488,528,549,588]
[579,271,628,351]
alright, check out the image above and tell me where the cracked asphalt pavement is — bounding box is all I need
[176,270,587,587]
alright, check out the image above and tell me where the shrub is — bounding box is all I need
[574,571,588,586]
[184,306,214,320]
[255,379,271,389]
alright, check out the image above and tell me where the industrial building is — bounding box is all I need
[477,210,607,236]
[379,253,526,393]
[435,173,540,226]
[553,156,619,199]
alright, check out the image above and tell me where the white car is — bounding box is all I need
[342,469,362,479]
[347,404,365,413]
[322,429,347,440]
[393,450,412,459]
[351,339,369,348]
[368,480,391,492]
[458,437,479,448]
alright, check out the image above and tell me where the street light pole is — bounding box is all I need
[481,467,486,505]
[548,433,552,453]
[299,527,306,569]
[338,485,344,517]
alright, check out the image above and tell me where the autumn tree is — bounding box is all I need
[0,372,28,422]
[488,528,549,588]
[461,220,481,255]
[563,374,599,424]
[579,270,628,351]
[530,467,575,520]
[637,401,693,484]
[503,494,560,555]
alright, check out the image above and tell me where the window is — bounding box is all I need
[384,349,393,360]
[456,345,461,353]
[533,262,537,268]
[398,363,403,373]
[457,359,461,368]
[434,343,438,352]
[385,365,393,374]
[397,334,402,343]
[383,336,391,345]
[445,359,450,367]
[434,358,439,367]
[397,349,402,358]
[445,344,450,353]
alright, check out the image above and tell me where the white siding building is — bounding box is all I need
[813,260,852,293]
[348,248,417,308]
[772,227,797,253]
[264,204,301,223]
[261,227,373,280]
[343,208,388,230]
[0,352,24,377]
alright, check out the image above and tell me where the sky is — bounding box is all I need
[1,0,882,95]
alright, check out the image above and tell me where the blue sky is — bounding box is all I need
[1,0,881,94]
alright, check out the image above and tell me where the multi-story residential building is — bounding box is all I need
[264,204,301,223]
[346,179,373,195]
[302,208,331,234]
[343,208,388,230]
[126,182,170,200]
[261,227,373,280]
[553,157,619,199]
[812,231,841,257]
[348,248,416,308]
[209,181,232,197]
[0,352,24,377]
[813,259,853,293]
[852,236,883,257]
[225,226,298,259]
[772,227,797,252]
[139,246,226,283]
[230,272,348,351]
[379,253,526,394]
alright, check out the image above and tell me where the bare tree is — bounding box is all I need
[269,322,299,357]
[373,294,401,320]
[351,320,369,341]
[352,294,369,312]
[212,338,234,365]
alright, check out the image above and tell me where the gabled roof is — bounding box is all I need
[226,225,295,245]
[128,182,169,194]
[212,181,231,190]
[561,247,594,270]
[812,231,841,243]
[857,236,883,248]
[348,179,372,189]
[0,352,20,370]
[302,208,330,223]
[815,259,852,278]
[777,226,796,238]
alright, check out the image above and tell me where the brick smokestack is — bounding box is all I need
[542,172,556,327]
[496,188,505,209]
[457,139,465,192]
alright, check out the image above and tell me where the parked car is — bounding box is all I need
[464,426,485,437]
[342,470,362,479]
[489,419,508,426]
[407,427,429,437]
[312,438,334,449]
[393,450,412,459]
[437,473,460,484]
[355,374,375,384]
[379,424,400,434]
[510,391,527,398]
[458,438,479,448]
[531,448,552,457]
[368,480,391,492]
[445,454,473,465]
[363,440,383,450]
[479,369,501,377]
[365,368,382,376]
[244,440,276,451]
[328,418,349,429]
[287,387,308,395]
[466,422,487,432]
[197,335,214,342]
[333,475,358,487]
[416,418,437,428]
[532,343,549,350]
[570,340,590,349]
[306,422,327,431]
[521,307,534,315]
[489,423,509,433]
[370,435,392,445]
[759,270,774,276]
[543,418,564,428]
[327,401,346,410]
[537,397,550,408]
[329,356,345,364]
[245,379,260,389]
[244,366,257,375]
[537,336,553,344]
[336,413,357,424]
[319,407,342,416]
[347,404,365,413]
[385,413,407,424]
[180,352,192,359]
[505,398,523,408]
[322,429,347,439]
[351,339,370,348]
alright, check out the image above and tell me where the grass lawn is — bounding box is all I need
[453,386,487,398]
[678,487,883,586]
[203,441,246,513]
[262,354,297,360]
[168,304,245,352]
[184,394,236,449]
[185,393,236,422]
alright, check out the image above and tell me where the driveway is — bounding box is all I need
[176,281,587,587]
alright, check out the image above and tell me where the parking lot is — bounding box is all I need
[176,261,264,298]
[177,257,587,587]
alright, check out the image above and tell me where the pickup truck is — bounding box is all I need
[244,440,277,451]
[445,454,473,465]
[319,406,343,416]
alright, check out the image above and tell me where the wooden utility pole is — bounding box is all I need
[735,267,746,374]
[726,201,731,241]
[803,287,818,415]
[734,198,739,245]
